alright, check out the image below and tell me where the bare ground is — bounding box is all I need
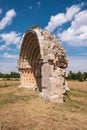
[0,80,87,130]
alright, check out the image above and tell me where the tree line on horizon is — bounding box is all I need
[0,71,87,82]
[0,72,20,78]
[66,71,87,82]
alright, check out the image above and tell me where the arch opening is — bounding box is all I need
[18,31,42,91]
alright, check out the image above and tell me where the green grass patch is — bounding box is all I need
[70,88,87,97]
[64,89,87,112]
[0,92,38,107]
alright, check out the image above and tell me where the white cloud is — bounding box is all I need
[0,44,14,51]
[45,4,81,32]
[0,8,2,14]
[0,9,16,30]
[45,3,87,47]
[0,44,7,50]
[29,6,32,10]
[29,1,40,10]
[71,10,87,29]
[37,1,40,6]
[79,52,87,56]
[45,13,66,32]
[0,31,22,46]
[17,33,24,49]
[67,56,87,73]
[0,60,18,73]
[3,52,18,59]
[58,9,87,46]
[65,4,81,21]
[0,52,18,73]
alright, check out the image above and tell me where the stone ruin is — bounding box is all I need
[17,27,69,103]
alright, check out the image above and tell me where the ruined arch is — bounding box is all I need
[18,28,69,102]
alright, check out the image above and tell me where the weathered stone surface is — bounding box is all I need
[18,27,69,103]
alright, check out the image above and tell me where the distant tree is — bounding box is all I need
[0,72,20,78]
[67,71,72,80]
[0,72,4,78]
[10,72,20,78]
[67,71,76,80]
[83,72,87,80]
[76,71,84,82]
[67,71,87,82]
[3,73,10,78]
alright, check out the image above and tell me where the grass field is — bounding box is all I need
[0,79,87,130]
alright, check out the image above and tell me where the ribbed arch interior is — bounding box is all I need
[20,31,42,91]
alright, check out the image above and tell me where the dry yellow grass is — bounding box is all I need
[68,80,87,91]
[0,80,87,130]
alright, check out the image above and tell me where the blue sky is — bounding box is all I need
[0,0,87,73]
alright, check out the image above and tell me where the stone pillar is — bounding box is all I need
[40,59,67,103]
